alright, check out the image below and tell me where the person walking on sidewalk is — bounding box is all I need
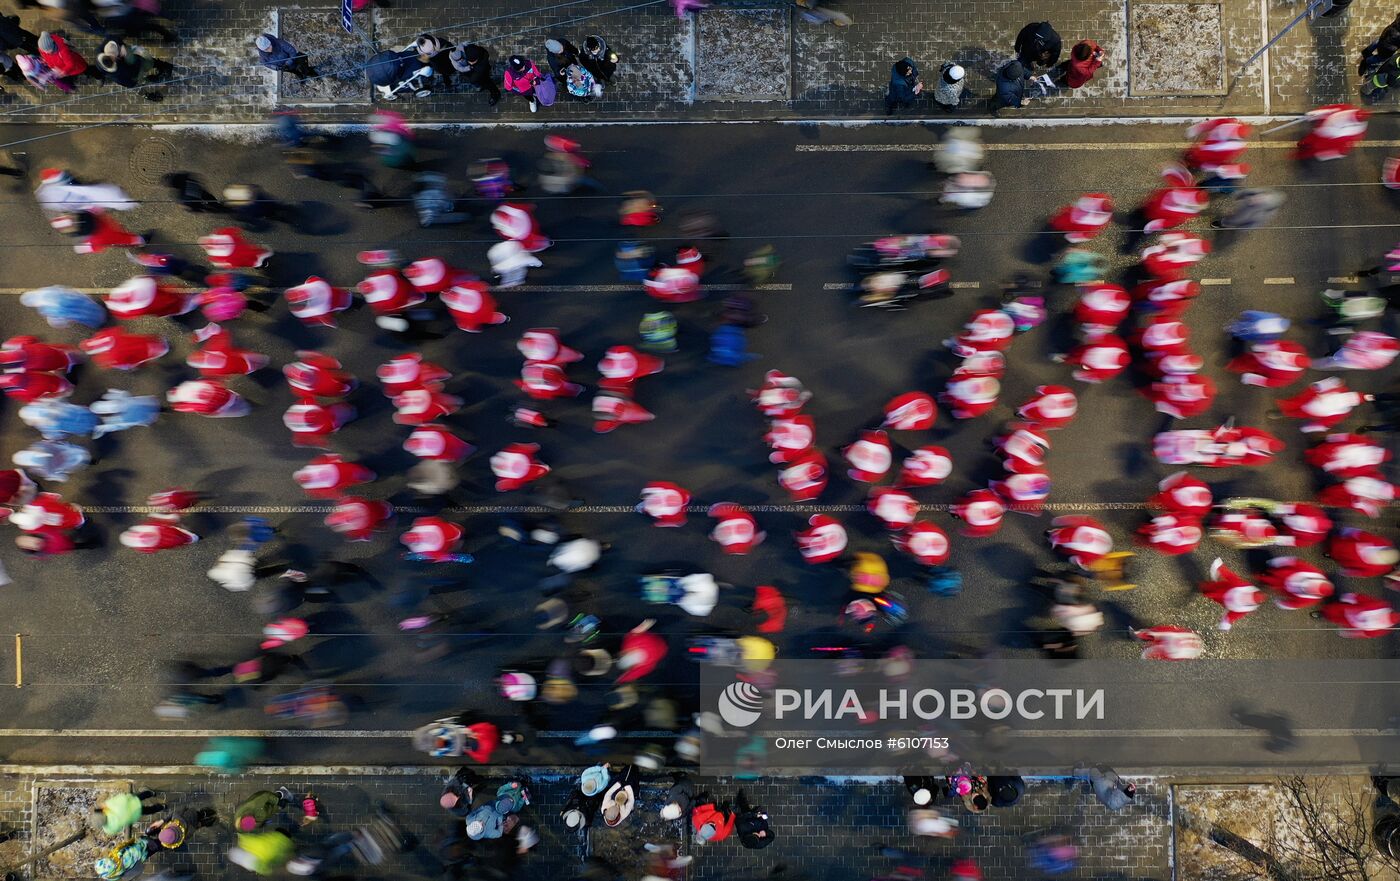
[580,35,618,82]
[95,40,173,98]
[1084,765,1137,810]
[91,790,166,835]
[1014,20,1062,70]
[255,32,315,79]
[448,42,500,105]
[38,31,98,88]
[933,61,965,109]
[735,790,775,849]
[991,60,1029,110]
[1053,39,1104,88]
[884,57,922,115]
[503,54,550,112]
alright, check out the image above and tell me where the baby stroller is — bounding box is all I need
[367,46,434,100]
[351,807,409,865]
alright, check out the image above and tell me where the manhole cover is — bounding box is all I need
[696,7,790,100]
[1128,1,1225,95]
[128,137,176,186]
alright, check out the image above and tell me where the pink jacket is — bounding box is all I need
[503,61,541,94]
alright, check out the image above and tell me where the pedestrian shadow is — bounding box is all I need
[294,200,353,237]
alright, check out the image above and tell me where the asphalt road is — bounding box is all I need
[0,119,1396,766]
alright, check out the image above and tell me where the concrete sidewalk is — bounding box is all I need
[0,0,1395,126]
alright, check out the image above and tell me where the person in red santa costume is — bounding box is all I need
[1321,592,1399,638]
[292,453,375,500]
[1061,334,1130,384]
[9,492,84,534]
[145,488,203,514]
[120,518,199,553]
[79,327,168,371]
[1142,349,1205,382]
[1329,528,1398,578]
[1134,625,1204,660]
[1145,373,1216,420]
[441,277,509,333]
[1141,164,1209,233]
[1046,515,1113,569]
[764,415,816,465]
[0,372,72,403]
[867,487,918,531]
[940,376,1000,420]
[1269,502,1331,547]
[106,276,196,320]
[1134,315,1193,358]
[990,469,1052,515]
[1148,472,1213,518]
[946,309,1015,357]
[1226,340,1310,388]
[598,346,664,395]
[708,503,765,555]
[750,370,812,417]
[777,450,828,501]
[1137,513,1203,556]
[1318,475,1395,519]
[186,325,267,378]
[284,398,356,447]
[1296,104,1369,161]
[402,256,464,295]
[1140,233,1210,280]
[1073,283,1131,335]
[284,351,356,399]
[0,468,37,519]
[490,443,550,492]
[638,481,690,527]
[1305,433,1390,478]
[592,394,655,433]
[357,267,426,329]
[993,422,1050,473]
[509,405,551,430]
[1015,384,1077,430]
[284,276,353,328]
[881,392,937,431]
[54,209,146,255]
[393,386,460,426]
[643,247,705,303]
[950,488,1005,537]
[844,429,893,483]
[1132,278,1200,316]
[489,203,551,252]
[951,350,1005,381]
[897,445,953,487]
[1209,507,1279,548]
[1316,331,1399,372]
[1199,558,1264,630]
[893,520,950,566]
[377,353,449,398]
[198,227,272,269]
[326,496,394,542]
[1185,118,1251,171]
[518,328,583,366]
[405,424,475,463]
[1277,378,1370,433]
[795,514,846,564]
[516,361,585,400]
[167,379,251,417]
[1258,557,1333,611]
[1,337,78,373]
[1049,193,1114,244]
[401,516,466,563]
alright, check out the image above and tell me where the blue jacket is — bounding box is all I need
[993,64,1026,109]
[257,34,303,71]
[887,57,920,104]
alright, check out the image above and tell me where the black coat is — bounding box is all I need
[0,14,38,52]
[546,38,580,79]
[1015,21,1062,68]
[581,38,618,82]
[454,43,494,90]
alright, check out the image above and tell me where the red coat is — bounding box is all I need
[795,514,846,563]
[198,227,271,269]
[80,328,168,371]
[708,503,764,555]
[106,276,194,319]
[765,415,816,465]
[326,497,393,541]
[284,400,355,447]
[1132,279,1200,316]
[401,516,465,562]
[778,451,828,501]
[1200,561,1263,630]
[441,280,508,332]
[993,424,1050,473]
[402,257,459,294]
[0,372,73,402]
[393,386,462,426]
[357,269,424,316]
[0,337,77,373]
[1321,593,1398,638]
[940,377,1000,420]
[1277,378,1365,432]
[1146,374,1216,419]
[376,354,449,397]
[951,489,1004,537]
[844,430,893,483]
[120,519,199,553]
[1046,515,1113,568]
[1049,194,1113,243]
[1297,104,1369,161]
[950,310,1015,354]
[167,380,248,417]
[1062,40,1103,88]
[284,352,356,399]
[898,446,953,487]
[1226,341,1310,388]
[1304,434,1390,478]
[1259,557,1333,610]
[881,392,937,431]
[638,481,690,527]
[517,329,583,365]
[405,425,474,462]
[39,33,87,77]
[1136,514,1202,556]
[490,443,549,492]
[1074,283,1130,328]
[893,521,950,566]
[1140,233,1210,280]
[1148,472,1213,518]
[285,277,352,327]
[12,492,83,533]
[516,362,584,400]
[598,346,664,395]
[1065,336,1130,383]
[1185,118,1250,170]
[1275,503,1331,548]
[868,487,918,531]
[294,454,375,498]
[70,211,144,255]
[1016,385,1077,429]
[187,328,267,378]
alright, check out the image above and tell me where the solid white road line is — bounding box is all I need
[1263,277,1296,284]
[1200,278,1232,285]
[1327,276,1360,284]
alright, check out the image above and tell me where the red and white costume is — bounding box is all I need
[950,350,1005,380]
[284,399,355,447]
[1275,502,1332,548]
[948,310,1015,356]
[1143,351,1204,380]
[592,394,655,433]
[393,387,462,427]
[708,503,765,555]
[764,416,816,465]
[518,329,583,366]
[0,372,72,402]
[490,443,549,492]
[1132,279,1200,316]
[441,279,509,333]
[1210,509,1278,548]
[644,251,706,305]
[1141,165,1208,234]
[61,210,144,254]
[882,392,937,431]
[402,257,460,295]
[167,380,250,417]
[795,514,846,564]
[1226,341,1310,388]
[844,430,893,483]
[1277,378,1366,432]
[198,227,271,269]
[401,516,465,562]
[284,352,356,399]
[1073,283,1131,332]
[1135,625,1204,660]
[405,425,474,462]
[80,328,168,371]
[893,521,950,566]
[1064,335,1130,383]
[325,496,393,541]
[1318,331,1399,371]
[1146,374,1216,419]
[1049,193,1113,243]
[940,376,1000,420]
[1,337,77,373]
[1318,475,1395,519]
[1297,104,1369,161]
[1137,514,1203,556]
[598,346,664,395]
[377,354,450,398]
[1140,233,1210,280]
[1135,317,1192,357]
[10,492,84,533]
[750,370,812,417]
[516,362,584,400]
[1259,557,1333,611]
[1200,559,1263,630]
[897,445,953,487]
[489,203,550,252]
[638,481,691,527]
[357,268,425,317]
[867,487,918,531]
[1046,515,1113,569]
[777,450,828,501]
[951,488,1005,538]
[993,423,1050,473]
[1329,528,1398,578]
[1321,592,1399,638]
[294,454,375,499]
[1016,385,1077,429]
[1149,472,1213,518]
[0,469,37,515]
[285,277,352,328]
[989,469,1052,514]
[1305,433,1390,478]
[106,276,195,319]
[186,325,267,378]
[119,519,198,553]
[1185,118,1250,171]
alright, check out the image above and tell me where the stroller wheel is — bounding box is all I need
[414,89,432,98]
